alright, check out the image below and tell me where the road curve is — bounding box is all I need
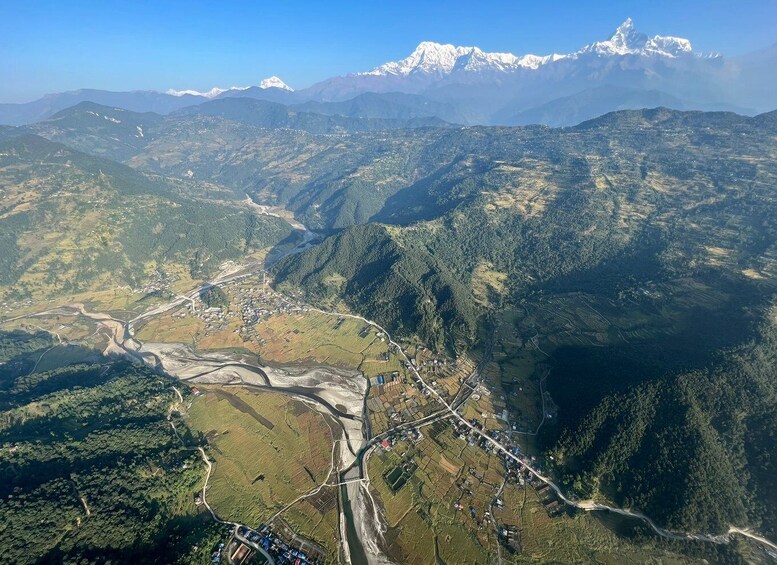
[305,306,777,552]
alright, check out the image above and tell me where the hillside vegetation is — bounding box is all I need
[274,109,777,348]
[551,320,777,536]
[2,105,776,542]
[273,223,477,351]
[0,331,212,563]
[0,135,292,304]
[269,109,777,536]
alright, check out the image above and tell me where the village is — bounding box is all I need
[205,522,327,565]
[170,273,565,562]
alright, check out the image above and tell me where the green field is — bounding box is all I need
[187,386,341,557]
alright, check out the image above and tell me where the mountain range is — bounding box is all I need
[2,18,775,127]
[2,100,776,544]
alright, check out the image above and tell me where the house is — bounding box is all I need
[230,543,251,564]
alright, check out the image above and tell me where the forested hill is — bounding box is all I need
[0,101,774,545]
[0,135,293,303]
[0,331,213,563]
[272,223,477,351]
[551,318,777,537]
[273,108,777,350]
[269,108,777,537]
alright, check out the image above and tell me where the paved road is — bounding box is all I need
[7,270,775,554]
[305,305,777,550]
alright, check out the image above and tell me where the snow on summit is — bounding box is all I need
[167,76,293,97]
[576,18,693,57]
[259,76,294,91]
[358,18,695,78]
[360,41,563,76]
[166,86,249,98]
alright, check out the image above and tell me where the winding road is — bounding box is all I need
[4,266,776,557]
[305,305,777,553]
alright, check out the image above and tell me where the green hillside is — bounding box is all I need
[269,109,777,537]
[25,101,163,161]
[0,135,293,304]
[4,106,776,542]
[273,223,477,351]
[274,109,777,349]
[551,321,777,537]
[0,331,214,563]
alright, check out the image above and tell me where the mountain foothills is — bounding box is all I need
[0,332,218,563]
[2,19,776,127]
[0,19,776,564]
[0,133,293,304]
[267,109,777,540]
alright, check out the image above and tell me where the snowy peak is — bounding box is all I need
[358,18,696,79]
[166,86,249,98]
[364,42,470,76]
[645,35,693,57]
[167,77,293,98]
[610,17,648,51]
[259,76,294,91]
[577,18,693,58]
[361,41,560,77]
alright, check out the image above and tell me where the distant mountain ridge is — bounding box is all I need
[356,18,699,80]
[1,18,775,126]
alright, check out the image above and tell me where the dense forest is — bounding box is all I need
[273,223,477,351]
[550,320,777,537]
[0,331,218,564]
[200,284,229,309]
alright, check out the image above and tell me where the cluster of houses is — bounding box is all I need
[232,286,304,337]
[379,426,423,451]
[449,418,562,517]
[172,284,309,339]
[229,524,326,565]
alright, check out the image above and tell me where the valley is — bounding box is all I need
[1,89,776,564]
[3,246,775,563]
[4,7,777,564]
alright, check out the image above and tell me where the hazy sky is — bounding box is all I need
[1,0,775,103]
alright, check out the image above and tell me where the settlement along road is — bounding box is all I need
[306,305,777,552]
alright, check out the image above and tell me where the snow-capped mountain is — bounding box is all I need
[575,18,694,58]
[302,17,750,122]
[167,76,293,98]
[355,18,697,80]
[358,41,564,77]
[166,86,250,98]
[259,76,294,91]
[0,18,774,127]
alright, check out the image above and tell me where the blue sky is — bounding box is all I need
[1,0,775,102]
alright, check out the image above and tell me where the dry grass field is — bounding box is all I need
[187,387,335,528]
